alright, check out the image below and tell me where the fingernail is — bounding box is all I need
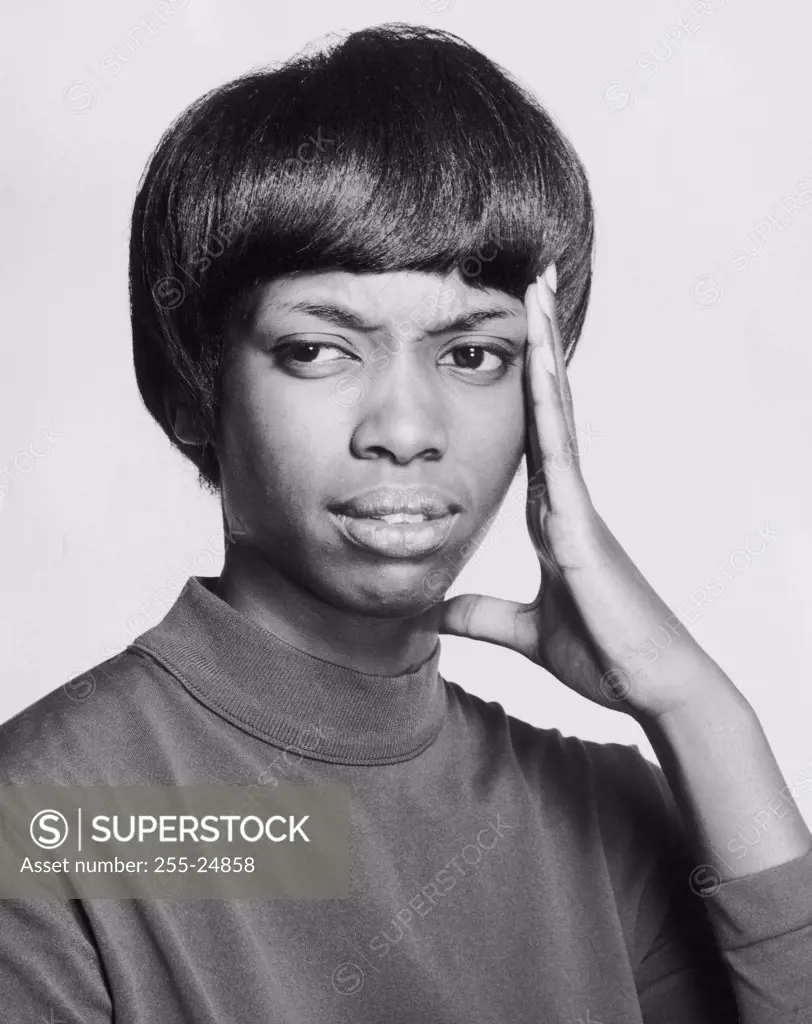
[545,262,557,293]
[534,276,554,318]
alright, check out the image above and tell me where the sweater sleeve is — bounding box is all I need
[632,754,812,1023]
[699,847,812,1023]
[0,898,113,1022]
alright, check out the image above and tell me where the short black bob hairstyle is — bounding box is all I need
[129,23,595,493]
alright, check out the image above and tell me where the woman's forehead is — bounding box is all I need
[248,269,524,332]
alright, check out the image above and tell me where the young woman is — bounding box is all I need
[1,22,810,1023]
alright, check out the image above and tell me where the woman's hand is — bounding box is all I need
[438,265,735,722]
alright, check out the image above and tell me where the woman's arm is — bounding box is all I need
[0,898,113,1022]
[640,668,811,884]
[636,688,812,1024]
[438,267,812,1022]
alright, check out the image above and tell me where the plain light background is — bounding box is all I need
[2,0,811,822]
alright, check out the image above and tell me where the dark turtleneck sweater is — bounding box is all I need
[0,575,810,1022]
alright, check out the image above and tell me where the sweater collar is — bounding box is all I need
[130,575,447,766]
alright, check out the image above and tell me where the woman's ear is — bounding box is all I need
[163,391,205,447]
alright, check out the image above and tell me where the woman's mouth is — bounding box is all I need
[331,510,459,558]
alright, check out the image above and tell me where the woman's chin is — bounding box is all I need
[328,565,454,620]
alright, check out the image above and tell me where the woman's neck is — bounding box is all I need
[215,547,443,677]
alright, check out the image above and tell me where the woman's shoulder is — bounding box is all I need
[443,676,677,841]
[0,647,175,785]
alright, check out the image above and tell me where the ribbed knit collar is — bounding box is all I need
[130,575,447,766]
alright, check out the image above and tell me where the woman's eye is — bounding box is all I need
[272,336,516,376]
[275,341,353,366]
[440,343,514,373]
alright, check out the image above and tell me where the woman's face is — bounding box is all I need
[216,268,528,617]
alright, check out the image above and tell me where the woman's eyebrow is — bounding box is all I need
[279,301,518,334]
[282,301,373,331]
[426,307,518,334]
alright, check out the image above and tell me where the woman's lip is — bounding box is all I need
[331,511,459,558]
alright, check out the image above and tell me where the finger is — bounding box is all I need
[522,307,546,505]
[536,266,578,444]
[522,280,552,498]
[525,280,590,517]
[521,283,560,564]
[438,593,535,658]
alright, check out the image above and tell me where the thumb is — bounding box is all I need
[438,593,533,657]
